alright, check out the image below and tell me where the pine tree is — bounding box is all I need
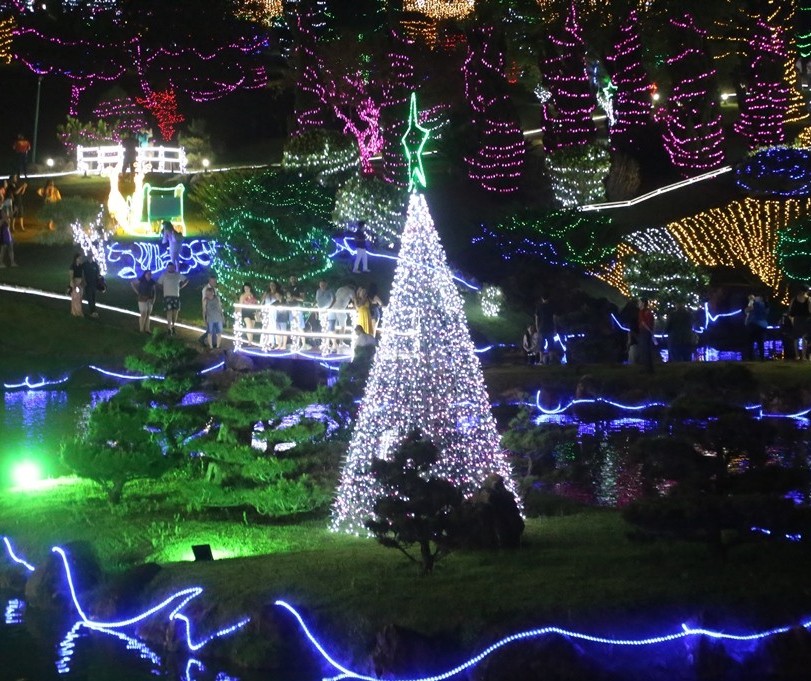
[331,189,519,534]
[606,10,652,152]
[657,13,725,177]
[538,3,596,152]
[734,19,788,149]
[462,25,526,193]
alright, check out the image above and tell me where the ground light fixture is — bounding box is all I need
[202,158,210,171]
[10,460,42,490]
[46,158,55,168]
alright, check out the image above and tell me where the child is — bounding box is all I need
[38,180,62,230]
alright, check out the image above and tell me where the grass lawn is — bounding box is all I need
[3,477,811,655]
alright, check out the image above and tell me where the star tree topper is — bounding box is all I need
[401,92,430,192]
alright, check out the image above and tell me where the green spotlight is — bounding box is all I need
[11,461,43,490]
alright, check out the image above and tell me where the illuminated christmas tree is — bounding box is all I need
[734,19,788,149]
[463,26,526,193]
[606,10,651,151]
[331,95,519,534]
[538,3,596,151]
[657,14,725,177]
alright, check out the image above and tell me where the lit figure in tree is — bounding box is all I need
[331,94,519,535]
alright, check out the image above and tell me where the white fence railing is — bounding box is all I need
[232,303,359,356]
[77,145,187,175]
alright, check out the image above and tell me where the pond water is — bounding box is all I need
[3,381,811,679]
[0,594,252,680]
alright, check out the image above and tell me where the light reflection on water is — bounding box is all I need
[2,596,246,681]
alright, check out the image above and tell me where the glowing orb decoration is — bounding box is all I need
[404,0,475,20]
[11,461,42,490]
[480,284,503,317]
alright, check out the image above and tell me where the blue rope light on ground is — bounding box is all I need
[329,237,480,291]
[1,537,35,572]
[3,375,70,390]
[3,539,811,678]
[273,600,811,681]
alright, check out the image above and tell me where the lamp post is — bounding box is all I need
[32,75,43,165]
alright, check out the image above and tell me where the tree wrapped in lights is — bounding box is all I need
[332,100,519,535]
[657,14,725,177]
[623,252,708,310]
[192,170,334,294]
[333,174,407,245]
[605,10,651,152]
[734,19,788,149]
[282,129,359,182]
[0,16,13,64]
[538,3,595,151]
[478,207,615,269]
[10,0,269,113]
[777,215,811,283]
[403,0,475,20]
[772,0,807,123]
[667,197,811,299]
[545,143,610,207]
[136,89,185,141]
[463,26,526,193]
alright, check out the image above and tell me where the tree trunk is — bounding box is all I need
[419,540,434,574]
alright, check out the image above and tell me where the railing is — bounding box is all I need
[232,303,359,357]
[76,145,188,175]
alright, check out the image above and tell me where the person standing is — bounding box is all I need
[8,175,27,232]
[161,220,182,269]
[534,293,557,365]
[203,287,225,350]
[333,283,356,337]
[157,262,188,335]
[352,222,370,273]
[522,323,539,365]
[131,270,157,333]
[199,275,218,345]
[287,275,306,347]
[38,179,62,230]
[637,298,656,372]
[788,288,811,360]
[69,254,84,317]
[122,133,138,174]
[315,279,336,354]
[666,302,694,362]
[12,134,31,178]
[238,283,258,344]
[82,253,101,318]
[745,294,769,361]
[353,287,373,335]
[0,214,17,267]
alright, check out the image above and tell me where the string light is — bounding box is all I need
[1,536,35,572]
[235,0,283,25]
[667,197,811,299]
[332,175,406,246]
[107,239,216,279]
[399,18,438,50]
[538,3,596,152]
[0,16,13,64]
[281,130,359,178]
[777,215,811,281]
[332,179,519,533]
[403,0,474,20]
[546,144,610,207]
[734,19,789,149]
[463,26,526,193]
[480,285,503,317]
[3,375,69,390]
[735,146,811,198]
[657,14,725,176]
[136,89,184,142]
[71,208,110,276]
[605,10,651,150]
[273,599,811,681]
[381,32,416,188]
[774,0,808,123]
